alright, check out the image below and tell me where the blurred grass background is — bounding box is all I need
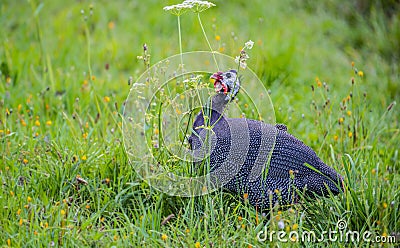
[0,0,399,247]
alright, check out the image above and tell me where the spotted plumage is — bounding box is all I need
[189,70,343,210]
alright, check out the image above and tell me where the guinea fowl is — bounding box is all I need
[188,70,343,211]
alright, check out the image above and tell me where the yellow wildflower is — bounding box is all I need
[46,120,52,126]
[195,242,201,248]
[358,71,364,77]
[215,35,221,41]
[35,120,41,126]
[104,96,110,103]
[161,233,168,241]
[315,77,322,87]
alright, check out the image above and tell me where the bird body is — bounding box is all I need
[189,70,343,210]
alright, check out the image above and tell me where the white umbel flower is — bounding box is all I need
[163,3,193,16]
[164,0,215,15]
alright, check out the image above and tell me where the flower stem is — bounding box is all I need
[85,25,93,79]
[177,15,184,73]
[197,13,219,71]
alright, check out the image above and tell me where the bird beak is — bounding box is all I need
[210,72,222,83]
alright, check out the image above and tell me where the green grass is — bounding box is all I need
[1,0,399,247]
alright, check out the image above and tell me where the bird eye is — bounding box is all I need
[225,72,231,78]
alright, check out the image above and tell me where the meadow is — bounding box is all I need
[0,0,399,247]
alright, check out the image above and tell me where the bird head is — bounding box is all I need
[210,69,240,101]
